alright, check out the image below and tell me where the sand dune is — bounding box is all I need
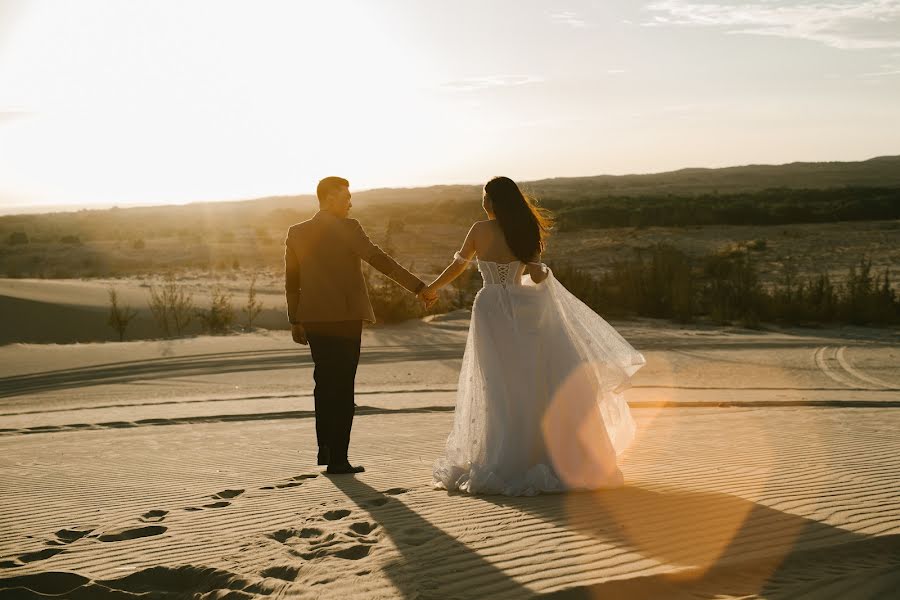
[1,407,898,598]
[1,319,899,598]
[0,277,289,344]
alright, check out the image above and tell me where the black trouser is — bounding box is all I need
[303,320,363,465]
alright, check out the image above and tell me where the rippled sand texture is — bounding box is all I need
[1,320,898,598]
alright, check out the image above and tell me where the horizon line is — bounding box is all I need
[2,153,897,218]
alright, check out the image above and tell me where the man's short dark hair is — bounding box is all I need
[317,176,349,203]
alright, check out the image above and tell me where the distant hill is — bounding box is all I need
[231,155,900,212]
[2,155,899,281]
[526,155,900,200]
[2,155,898,222]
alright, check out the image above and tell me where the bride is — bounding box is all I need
[424,176,646,496]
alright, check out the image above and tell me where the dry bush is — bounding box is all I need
[107,288,138,341]
[242,274,264,329]
[147,278,195,337]
[197,285,235,334]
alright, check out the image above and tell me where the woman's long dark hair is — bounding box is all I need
[484,176,553,262]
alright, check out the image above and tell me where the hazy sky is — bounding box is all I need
[1,0,899,212]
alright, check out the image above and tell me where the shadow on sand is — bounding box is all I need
[330,477,900,599]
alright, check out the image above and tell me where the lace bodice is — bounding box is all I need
[454,253,527,287]
[479,260,527,287]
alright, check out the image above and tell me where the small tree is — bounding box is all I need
[242,274,264,329]
[107,288,138,341]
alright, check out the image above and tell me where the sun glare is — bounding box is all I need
[0,2,444,208]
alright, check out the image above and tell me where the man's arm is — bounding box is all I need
[284,232,307,344]
[344,219,425,294]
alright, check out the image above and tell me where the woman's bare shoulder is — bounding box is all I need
[468,220,494,235]
[472,219,499,232]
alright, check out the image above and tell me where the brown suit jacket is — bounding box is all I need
[284,211,425,324]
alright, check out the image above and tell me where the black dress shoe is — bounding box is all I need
[317,446,330,466]
[326,463,365,474]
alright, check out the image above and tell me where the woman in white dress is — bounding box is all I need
[425,176,646,496]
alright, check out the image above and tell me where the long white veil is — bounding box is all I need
[538,268,645,454]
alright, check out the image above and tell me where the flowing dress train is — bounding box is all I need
[432,257,645,496]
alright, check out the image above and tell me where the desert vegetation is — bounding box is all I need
[195,286,235,334]
[550,187,900,230]
[242,274,264,329]
[551,250,899,327]
[3,157,899,333]
[106,288,138,341]
[148,278,195,337]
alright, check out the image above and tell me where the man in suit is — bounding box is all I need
[284,176,436,474]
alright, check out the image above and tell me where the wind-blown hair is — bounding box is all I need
[484,176,553,262]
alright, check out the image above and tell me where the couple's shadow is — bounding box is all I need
[327,475,893,599]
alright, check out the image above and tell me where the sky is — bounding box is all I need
[0,0,899,213]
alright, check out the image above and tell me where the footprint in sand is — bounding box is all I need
[98,525,167,542]
[19,548,65,563]
[268,527,328,545]
[184,488,246,511]
[139,510,168,523]
[275,482,303,489]
[0,528,94,567]
[323,509,351,521]
[201,489,244,507]
[272,517,378,563]
[268,529,296,544]
[45,528,93,546]
[300,527,324,539]
[348,522,378,536]
[398,526,432,547]
[53,528,93,544]
[260,565,300,581]
[262,474,317,490]
[381,488,410,496]
[333,545,371,560]
[212,489,244,500]
[362,498,389,508]
[297,539,370,561]
[0,547,66,568]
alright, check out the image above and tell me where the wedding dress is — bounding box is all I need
[432,255,646,496]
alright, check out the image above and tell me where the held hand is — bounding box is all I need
[291,323,308,345]
[418,285,439,310]
[526,262,549,283]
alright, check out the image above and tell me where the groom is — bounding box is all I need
[284,176,436,474]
